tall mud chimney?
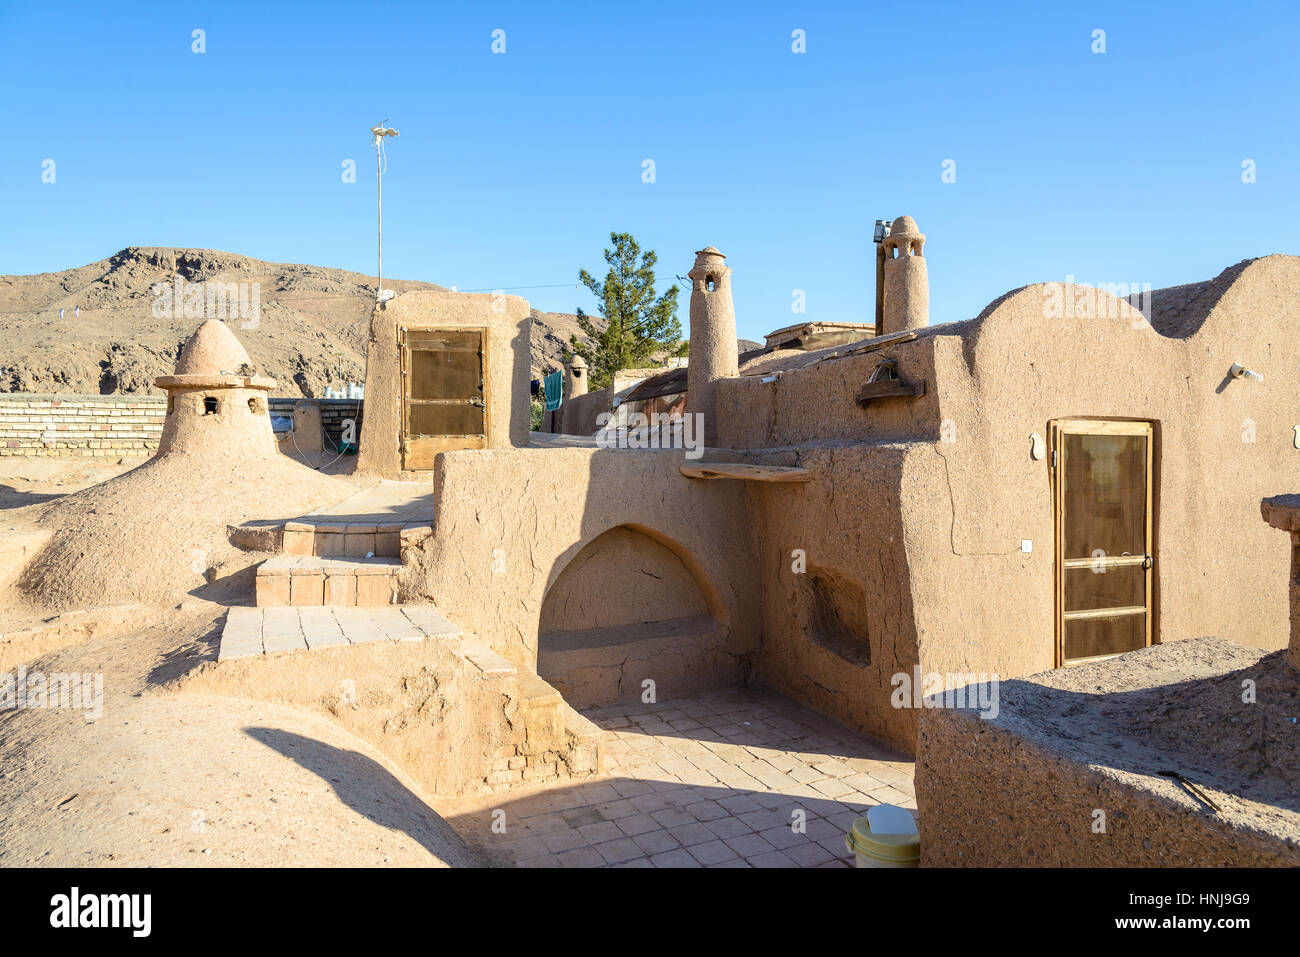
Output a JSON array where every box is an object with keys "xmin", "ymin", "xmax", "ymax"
[
  {"xmin": 685, "ymin": 246, "xmax": 738, "ymax": 439},
  {"xmin": 881, "ymin": 215, "xmax": 929, "ymax": 335}
]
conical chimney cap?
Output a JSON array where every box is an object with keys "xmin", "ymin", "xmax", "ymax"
[{"xmin": 174, "ymin": 319, "xmax": 254, "ymax": 376}]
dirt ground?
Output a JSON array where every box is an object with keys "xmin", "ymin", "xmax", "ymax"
[
  {"xmin": 0, "ymin": 456, "xmax": 138, "ymax": 509},
  {"xmin": 0, "ymin": 459, "xmax": 483, "ymax": 867}
]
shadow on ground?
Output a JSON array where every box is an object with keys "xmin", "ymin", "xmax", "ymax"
[
  {"xmin": 446, "ymin": 776, "xmax": 866, "ymax": 868},
  {"xmin": 146, "ymin": 614, "xmax": 224, "ymax": 686},
  {"xmin": 244, "ymin": 726, "xmax": 481, "ymax": 866},
  {"xmin": 0, "ymin": 484, "xmax": 64, "ymax": 509}
]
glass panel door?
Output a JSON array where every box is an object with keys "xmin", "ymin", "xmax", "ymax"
[{"xmin": 1052, "ymin": 420, "xmax": 1154, "ymax": 665}]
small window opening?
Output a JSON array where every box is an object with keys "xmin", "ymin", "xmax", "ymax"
[
  {"xmin": 248, "ymin": 397, "xmax": 265, "ymax": 415},
  {"xmin": 204, "ymin": 396, "xmax": 218, "ymax": 415},
  {"xmin": 706, "ymin": 274, "xmax": 717, "ymax": 292},
  {"xmin": 166, "ymin": 396, "xmax": 175, "ymax": 415}
]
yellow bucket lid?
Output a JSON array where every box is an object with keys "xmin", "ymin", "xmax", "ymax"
[{"xmin": 845, "ymin": 811, "xmax": 920, "ymax": 863}]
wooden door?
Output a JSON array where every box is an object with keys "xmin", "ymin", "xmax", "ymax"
[
  {"xmin": 1051, "ymin": 420, "xmax": 1155, "ymax": 666},
  {"xmin": 400, "ymin": 327, "xmax": 489, "ymax": 470}
]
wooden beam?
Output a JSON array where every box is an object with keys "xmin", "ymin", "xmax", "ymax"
[
  {"xmin": 680, "ymin": 463, "xmax": 811, "ymax": 483},
  {"xmin": 840, "ymin": 329, "xmax": 919, "ymax": 357}
]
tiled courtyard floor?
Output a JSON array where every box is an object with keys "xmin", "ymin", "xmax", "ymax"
[{"xmin": 440, "ymin": 688, "xmax": 915, "ymax": 868}]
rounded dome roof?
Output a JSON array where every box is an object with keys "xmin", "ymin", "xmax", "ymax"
[
  {"xmin": 173, "ymin": 319, "xmax": 254, "ymax": 376},
  {"xmin": 889, "ymin": 216, "xmax": 921, "ymax": 237}
]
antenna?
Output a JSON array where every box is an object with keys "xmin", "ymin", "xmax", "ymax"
[
  {"xmin": 872, "ymin": 219, "xmax": 892, "ymax": 334},
  {"xmin": 371, "ymin": 119, "xmax": 400, "ymax": 304}
]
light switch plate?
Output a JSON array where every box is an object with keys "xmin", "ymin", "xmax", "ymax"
[{"xmin": 1021, "ymin": 540, "xmax": 1032, "ymax": 553}]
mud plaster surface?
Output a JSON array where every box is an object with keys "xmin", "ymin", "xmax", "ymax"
[
  {"xmin": 0, "ymin": 605, "xmax": 480, "ymax": 867},
  {"xmin": 924, "ymin": 638, "xmax": 1299, "ymax": 851},
  {"xmin": 16, "ymin": 446, "xmax": 353, "ymax": 610}
]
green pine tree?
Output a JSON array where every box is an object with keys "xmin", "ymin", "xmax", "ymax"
[{"xmin": 566, "ymin": 232, "xmax": 686, "ymax": 390}]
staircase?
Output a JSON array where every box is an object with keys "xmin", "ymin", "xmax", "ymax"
[
  {"xmin": 214, "ymin": 480, "xmax": 605, "ymax": 791},
  {"xmin": 220, "ymin": 480, "xmax": 443, "ymax": 657},
  {"xmin": 255, "ymin": 555, "xmax": 404, "ymax": 607}
]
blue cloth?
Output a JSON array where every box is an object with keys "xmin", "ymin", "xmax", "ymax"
[{"xmin": 543, "ymin": 370, "xmax": 564, "ymax": 412}]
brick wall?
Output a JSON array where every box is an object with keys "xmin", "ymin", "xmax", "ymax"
[
  {"xmin": 0, "ymin": 394, "xmax": 165, "ymax": 457},
  {"xmin": 0, "ymin": 394, "xmax": 366, "ymax": 458}
]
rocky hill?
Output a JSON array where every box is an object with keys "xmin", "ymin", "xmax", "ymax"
[{"xmin": 0, "ymin": 247, "xmax": 597, "ymax": 397}]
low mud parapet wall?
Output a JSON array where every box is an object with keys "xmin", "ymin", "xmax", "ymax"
[{"xmin": 914, "ymin": 641, "xmax": 1300, "ymax": 867}]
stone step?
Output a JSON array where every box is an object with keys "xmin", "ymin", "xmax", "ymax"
[
  {"xmin": 459, "ymin": 634, "xmax": 519, "ymax": 677},
  {"xmin": 282, "ymin": 520, "xmax": 431, "ymax": 558},
  {"xmin": 255, "ymin": 555, "xmax": 402, "ymax": 607},
  {"xmin": 218, "ymin": 604, "xmax": 461, "ymax": 659},
  {"xmin": 230, "ymin": 520, "xmax": 431, "ymax": 557}
]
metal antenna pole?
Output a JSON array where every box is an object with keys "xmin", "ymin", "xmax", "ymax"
[
  {"xmin": 873, "ymin": 219, "xmax": 892, "ymax": 335},
  {"xmin": 371, "ymin": 119, "xmax": 399, "ymax": 303}
]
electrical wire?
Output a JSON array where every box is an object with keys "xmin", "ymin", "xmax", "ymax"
[{"xmin": 286, "ymin": 418, "xmax": 349, "ymax": 471}]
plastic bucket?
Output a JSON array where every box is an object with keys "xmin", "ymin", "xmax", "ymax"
[{"xmin": 845, "ymin": 807, "xmax": 920, "ymax": 868}]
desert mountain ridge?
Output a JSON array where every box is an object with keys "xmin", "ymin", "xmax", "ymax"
[{"xmin": 0, "ymin": 246, "xmax": 599, "ymax": 397}]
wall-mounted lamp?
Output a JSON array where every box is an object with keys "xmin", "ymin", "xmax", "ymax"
[{"xmin": 1229, "ymin": 362, "xmax": 1264, "ymax": 383}]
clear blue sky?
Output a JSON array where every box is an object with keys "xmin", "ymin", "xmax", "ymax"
[{"xmin": 2, "ymin": 1, "xmax": 1296, "ymax": 343}]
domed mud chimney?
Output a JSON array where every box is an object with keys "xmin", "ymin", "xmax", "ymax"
[
  {"xmin": 565, "ymin": 354, "xmax": 589, "ymax": 401},
  {"xmin": 154, "ymin": 319, "xmax": 277, "ymax": 458},
  {"xmin": 685, "ymin": 246, "xmax": 738, "ymax": 433},
  {"xmin": 881, "ymin": 215, "xmax": 929, "ymax": 335}
]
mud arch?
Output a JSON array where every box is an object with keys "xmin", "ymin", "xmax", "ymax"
[{"xmin": 536, "ymin": 523, "xmax": 735, "ymax": 707}]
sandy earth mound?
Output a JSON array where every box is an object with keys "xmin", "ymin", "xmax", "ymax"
[
  {"xmin": 0, "ymin": 606, "xmax": 480, "ymax": 867},
  {"xmin": 18, "ymin": 447, "xmax": 350, "ymax": 610}
]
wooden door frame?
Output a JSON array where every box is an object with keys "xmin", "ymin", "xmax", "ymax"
[
  {"xmin": 399, "ymin": 325, "xmax": 490, "ymax": 470},
  {"xmin": 1050, "ymin": 418, "xmax": 1156, "ymax": 667}
]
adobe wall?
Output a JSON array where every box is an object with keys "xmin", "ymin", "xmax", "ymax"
[
  {"xmin": 911, "ymin": 256, "xmax": 1300, "ymax": 670},
  {"xmin": 556, "ymin": 387, "xmax": 611, "ymax": 436},
  {"xmin": 733, "ymin": 256, "xmax": 1300, "ymax": 750},
  {"xmin": 744, "ymin": 443, "xmax": 925, "ymax": 750},
  {"xmin": 714, "ymin": 334, "xmax": 944, "ymax": 450},
  {"xmin": 357, "ymin": 291, "xmax": 532, "ymax": 477},
  {"xmin": 404, "ymin": 446, "xmax": 761, "ymax": 700}
]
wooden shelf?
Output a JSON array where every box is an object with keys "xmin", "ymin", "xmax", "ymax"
[
  {"xmin": 680, "ymin": 463, "xmax": 811, "ymax": 483},
  {"xmin": 854, "ymin": 377, "xmax": 926, "ymax": 407}
]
